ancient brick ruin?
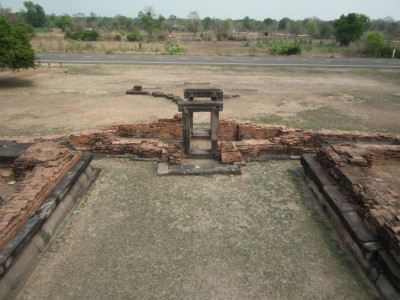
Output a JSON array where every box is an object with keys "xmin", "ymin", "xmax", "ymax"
[
  {"xmin": 0, "ymin": 142, "xmax": 82, "ymax": 251},
  {"xmin": 43, "ymin": 115, "xmax": 397, "ymax": 166},
  {"xmin": 1, "ymin": 112, "xmax": 400, "ymax": 298},
  {"xmin": 317, "ymin": 144, "xmax": 400, "ymax": 264}
]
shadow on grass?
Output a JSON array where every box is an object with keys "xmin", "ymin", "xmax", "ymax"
[{"xmin": 0, "ymin": 77, "xmax": 35, "ymax": 89}]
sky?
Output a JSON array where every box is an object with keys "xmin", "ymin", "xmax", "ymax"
[{"xmin": 1, "ymin": 0, "xmax": 399, "ymax": 21}]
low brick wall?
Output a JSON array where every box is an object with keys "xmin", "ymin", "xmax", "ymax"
[
  {"xmin": 316, "ymin": 144, "xmax": 400, "ymax": 265},
  {"xmin": 0, "ymin": 141, "xmax": 82, "ymax": 251},
  {"xmin": 111, "ymin": 114, "xmax": 183, "ymax": 140},
  {"xmin": 218, "ymin": 118, "xmax": 399, "ymax": 164},
  {"xmin": 64, "ymin": 115, "xmax": 184, "ymax": 165}
]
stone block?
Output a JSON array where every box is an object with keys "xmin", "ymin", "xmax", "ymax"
[
  {"xmin": 341, "ymin": 211, "xmax": 378, "ymax": 245},
  {"xmin": 378, "ymin": 250, "xmax": 400, "ymax": 291}
]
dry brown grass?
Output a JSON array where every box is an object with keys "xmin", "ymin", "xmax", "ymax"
[{"xmin": 31, "ymin": 30, "xmax": 343, "ymax": 57}]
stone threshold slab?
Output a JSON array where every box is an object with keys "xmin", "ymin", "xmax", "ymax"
[{"xmin": 157, "ymin": 161, "xmax": 243, "ymax": 176}]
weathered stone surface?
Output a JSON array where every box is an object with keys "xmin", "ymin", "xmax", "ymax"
[
  {"xmin": 316, "ymin": 143, "xmax": 400, "ymax": 265},
  {"xmin": 0, "ymin": 141, "xmax": 33, "ymax": 166},
  {"xmin": 0, "ymin": 142, "xmax": 82, "ymax": 251},
  {"xmin": 184, "ymin": 88, "xmax": 223, "ymax": 101},
  {"xmin": 152, "ymin": 92, "xmax": 167, "ymax": 98}
]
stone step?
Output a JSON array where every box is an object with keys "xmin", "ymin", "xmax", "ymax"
[
  {"xmin": 189, "ymin": 149, "xmax": 214, "ymax": 159},
  {"xmin": 192, "ymin": 128, "xmax": 211, "ymax": 139},
  {"xmin": 0, "ymin": 141, "xmax": 33, "ymax": 167},
  {"xmin": 157, "ymin": 161, "xmax": 243, "ymax": 176}
]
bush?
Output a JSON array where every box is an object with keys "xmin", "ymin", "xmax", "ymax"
[
  {"xmin": 165, "ymin": 43, "xmax": 183, "ymax": 55},
  {"xmin": 81, "ymin": 29, "xmax": 98, "ymax": 41},
  {"xmin": 114, "ymin": 34, "xmax": 122, "ymax": 41},
  {"xmin": 365, "ymin": 31, "xmax": 391, "ymax": 58},
  {"xmin": 269, "ymin": 42, "xmax": 302, "ymax": 56},
  {"xmin": 126, "ymin": 32, "xmax": 142, "ymax": 42},
  {"xmin": 66, "ymin": 29, "xmax": 99, "ymax": 41}
]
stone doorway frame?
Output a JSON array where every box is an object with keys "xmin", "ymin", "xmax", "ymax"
[{"xmin": 177, "ymin": 89, "xmax": 224, "ymax": 157}]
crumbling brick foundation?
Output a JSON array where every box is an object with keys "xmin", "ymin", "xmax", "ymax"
[
  {"xmin": 316, "ymin": 144, "xmax": 400, "ymax": 265},
  {"xmin": 218, "ymin": 118, "xmax": 399, "ymax": 164},
  {"xmin": 0, "ymin": 141, "xmax": 82, "ymax": 251},
  {"xmin": 64, "ymin": 115, "xmax": 184, "ymax": 165}
]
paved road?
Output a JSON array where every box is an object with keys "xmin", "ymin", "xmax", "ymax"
[{"xmin": 37, "ymin": 52, "xmax": 400, "ymax": 69}]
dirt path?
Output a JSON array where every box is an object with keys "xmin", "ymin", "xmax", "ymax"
[{"xmin": 1, "ymin": 65, "xmax": 399, "ymax": 136}]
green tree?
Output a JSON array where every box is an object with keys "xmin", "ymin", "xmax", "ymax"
[
  {"xmin": 278, "ymin": 17, "xmax": 290, "ymax": 31},
  {"xmin": 54, "ymin": 14, "xmax": 73, "ymax": 32},
  {"xmin": 187, "ymin": 11, "xmax": 201, "ymax": 36},
  {"xmin": 333, "ymin": 13, "xmax": 370, "ymax": 45},
  {"xmin": 289, "ymin": 21, "xmax": 302, "ymax": 37},
  {"xmin": 112, "ymin": 15, "xmax": 135, "ymax": 31},
  {"xmin": 138, "ymin": 7, "xmax": 156, "ymax": 36},
  {"xmin": 318, "ymin": 22, "xmax": 333, "ymax": 39},
  {"xmin": 20, "ymin": 1, "xmax": 47, "ymax": 28},
  {"xmin": 0, "ymin": 16, "xmax": 36, "ymax": 70},
  {"xmin": 242, "ymin": 16, "xmax": 253, "ymax": 31},
  {"xmin": 202, "ymin": 17, "xmax": 212, "ymax": 31},
  {"xmin": 306, "ymin": 21, "xmax": 318, "ymax": 37},
  {"xmin": 86, "ymin": 12, "xmax": 97, "ymax": 27},
  {"xmin": 214, "ymin": 19, "xmax": 232, "ymax": 40},
  {"xmin": 263, "ymin": 18, "xmax": 275, "ymax": 28},
  {"xmin": 155, "ymin": 15, "xmax": 165, "ymax": 30}
]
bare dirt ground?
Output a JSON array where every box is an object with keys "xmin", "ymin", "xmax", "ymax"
[
  {"xmin": 17, "ymin": 159, "xmax": 378, "ymax": 299},
  {"xmin": 1, "ymin": 64, "xmax": 399, "ymax": 137}
]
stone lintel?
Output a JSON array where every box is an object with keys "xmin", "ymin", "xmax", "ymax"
[
  {"xmin": 177, "ymin": 100, "xmax": 223, "ymax": 112},
  {"xmin": 184, "ymin": 88, "xmax": 223, "ymax": 101}
]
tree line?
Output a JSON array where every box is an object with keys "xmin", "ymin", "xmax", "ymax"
[{"xmin": 1, "ymin": 1, "xmax": 400, "ymax": 70}]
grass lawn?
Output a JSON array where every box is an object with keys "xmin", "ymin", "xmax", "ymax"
[{"xmin": 18, "ymin": 158, "xmax": 378, "ymax": 299}]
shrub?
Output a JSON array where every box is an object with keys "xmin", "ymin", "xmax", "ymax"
[
  {"xmin": 269, "ymin": 42, "xmax": 302, "ymax": 56},
  {"xmin": 126, "ymin": 32, "xmax": 142, "ymax": 42},
  {"xmin": 365, "ymin": 31, "xmax": 389, "ymax": 58},
  {"xmin": 165, "ymin": 43, "xmax": 183, "ymax": 55},
  {"xmin": 81, "ymin": 29, "xmax": 98, "ymax": 41},
  {"xmin": 114, "ymin": 34, "xmax": 122, "ymax": 41},
  {"xmin": 66, "ymin": 29, "xmax": 99, "ymax": 41}
]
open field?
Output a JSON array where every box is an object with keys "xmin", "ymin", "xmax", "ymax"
[
  {"xmin": 31, "ymin": 31, "xmax": 345, "ymax": 58},
  {"xmin": 0, "ymin": 64, "xmax": 399, "ymax": 136},
  {"xmin": 1, "ymin": 64, "xmax": 398, "ymax": 298},
  {"xmin": 17, "ymin": 159, "xmax": 378, "ymax": 299}
]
